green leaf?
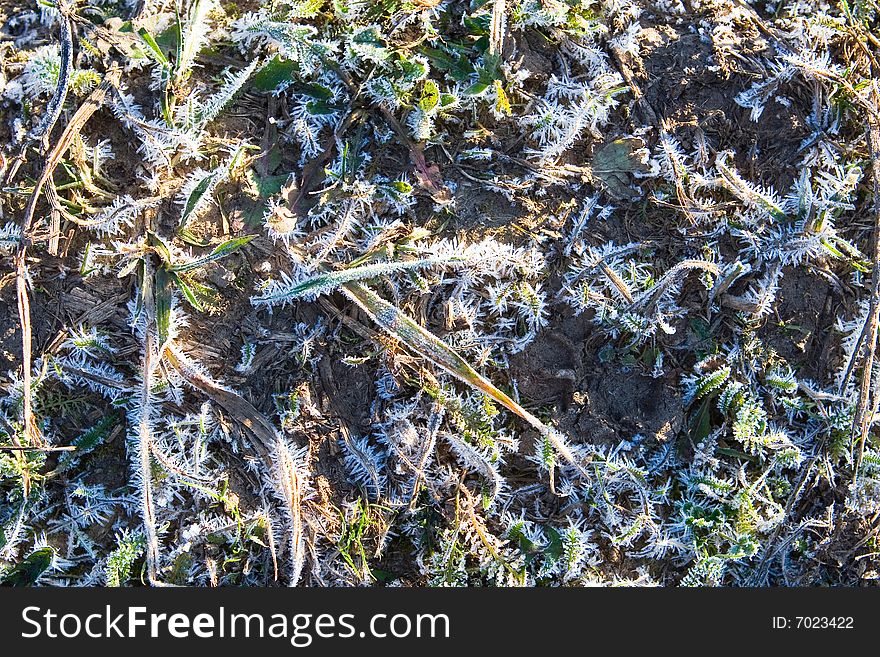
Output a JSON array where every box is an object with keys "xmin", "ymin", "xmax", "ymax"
[
  {"xmin": 396, "ymin": 56, "xmax": 428, "ymax": 86},
  {"xmin": 242, "ymin": 172, "xmax": 290, "ymax": 226},
  {"xmin": 439, "ymin": 93, "xmax": 457, "ymax": 108},
  {"xmin": 463, "ymin": 53, "xmax": 503, "ymax": 96},
  {"xmin": 252, "ymin": 56, "xmax": 298, "ymax": 91},
  {"xmin": 170, "ymin": 235, "xmax": 255, "ymax": 273},
  {"xmin": 543, "ymin": 526, "xmax": 564, "ymax": 562},
  {"xmin": 172, "ymin": 5, "xmax": 184, "ymax": 75},
  {"xmin": 350, "ymin": 25, "xmax": 389, "ymax": 62},
  {"xmin": 56, "ymin": 415, "xmax": 116, "ymax": 472},
  {"xmin": 420, "ymin": 46, "xmax": 474, "ymax": 82},
  {"xmin": 480, "ymin": 53, "xmax": 501, "ymax": 82},
  {"xmin": 463, "ymin": 82, "xmax": 489, "ymax": 96},
  {"xmin": 1, "ymin": 547, "xmax": 54, "ymax": 586},
  {"xmin": 180, "ymin": 173, "xmax": 219, "ymax": 229},
  {"xmin": 716, "ymin": 447, "xmax": 759, "ymax": 462},
  {"xmin": 178, "ymin": 146, "xmax": 249, "ymax": 229},
  {"xmin": 352, "ymin": 25, "xmax": 385, "ymax": 45},
  {"xmin": 155, "ymin": 20, "xmax": 181, "ymax": 53},
  {"xmin": 305, "ymin": 99, "xmax": 338, "ymax": 115},
  {"xmin": 688, "ymin": 397, "xmax": 713, "ymax": 443},
  {"xmin": 178, "ymin": 228, "xmax": 212, "ymax": 247},
  {"xmin": 171, "ymin": 273, "xmax": 216, "ymax": 312},
  {"xmin": 155, "ymin": 266, "xmax": 174, "ymax": 346},
  {"xmin": 147, "ymin": 230, "xmax": 174, "ymax": 265},
  {"xmin": 137, "ymin": 28, "xmax": 171, "ymax": 67},
  {"xmin": 175, "ymin": 0, "xmax": 215, "ymax": 81},
  {"xmin": 257, "ymin": 172, "xmax": 290, "ymax": 197},
  {"xmin": 300, "ymin": 82, "xmax": 334, "ymax": 101},
  {"xmin": 464, "ymin": 13, "xmax": 491, "ymax": 35},
  {"xmin": 419, "ymin": 80, "xmax": 440, "ymax": 113},
  {"xmin": 689, "ymin": 317, "xmax": 712, "ymax": 342}
]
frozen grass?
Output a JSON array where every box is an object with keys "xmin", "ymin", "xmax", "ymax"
[{"xmin": 0, "ymin": 0, "xmax": 880, "ymax": 586}]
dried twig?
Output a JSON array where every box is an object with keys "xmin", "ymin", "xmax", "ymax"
[
  {"xmin": 852, "ymin": 83, "xmax": 880, "ymax": 480},
  {"xmin": 163, "ymin": 344, "xmax": 308, "ymax": 584},
  {"xmin": 3, "ymin": 5, "xmax": 73, "ymax": 186},
  {"xmin": 13, "ymin": 65, "xmax": 122, "ymax": 449},
  {"xmin": 489, "ymin": 0, "xmax": 507, "ymax": 57}
]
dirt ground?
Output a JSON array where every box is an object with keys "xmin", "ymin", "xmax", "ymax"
[{"xmin": 1, "ymin": 0, "xmax": 879, "ymax": 586}]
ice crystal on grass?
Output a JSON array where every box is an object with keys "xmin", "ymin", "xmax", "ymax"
[{"xmin": 1, "ymin": 0, "xmax": 877, "ymax": 589}]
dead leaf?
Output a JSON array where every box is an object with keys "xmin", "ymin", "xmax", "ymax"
[{"xmin": 593, "ymin": 137, "xmax": 650, "ymax": 201}]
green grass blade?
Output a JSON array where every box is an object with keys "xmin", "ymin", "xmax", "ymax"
[
  {"xmin": 252, "ymin": 256, "xmax": 459, "ymax": 305},
  {"xmin": 154, "ymin": 266, "xmax": 174, "ymax": 347},
  {"xmin": 1, "ymin": 546, "xmax": 54, "ymax": 586},
  {"xmin": 170, "ymin": 235, "xmax": 255, "ymax": 272},
  {"xmin": 137, "ymin": 27, "xmax": 170, "ymax": 67}
]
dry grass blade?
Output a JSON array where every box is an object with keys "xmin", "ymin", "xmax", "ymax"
[
  {"xmin": 489, "ymin": 0, "xmax": 507, "ymax": 57},
  {"xmin": 341, "ymin": 281, "xmax": 587, "ymax": 476},
  {"xmin": 137, "ymin": 257, "xmax": 162, "ymax": 585},
  {"xmin": 852, "ymin": 83, "xmax": 880, "ymax": 479},
  {"xmin": 164, "ymin": 344, "xmax": 307, "ymax": 583},
  {"xmin": 270, "ymin": 439, "xmax": 306, "ymax": 585},
  {"xmin": 163, "ymin": 344, "xmax": 275, "ymax": 460},
  {"xmin": 20, "ymin": 65, "xmax": 123, "ymax": 236},
  {"xmin": 3, "ymin": 6, "xmax": 72, "ymax": 185},
  {"xmin": 13, "ymin": 65, "xmax": 123, "ymax": 450}
]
